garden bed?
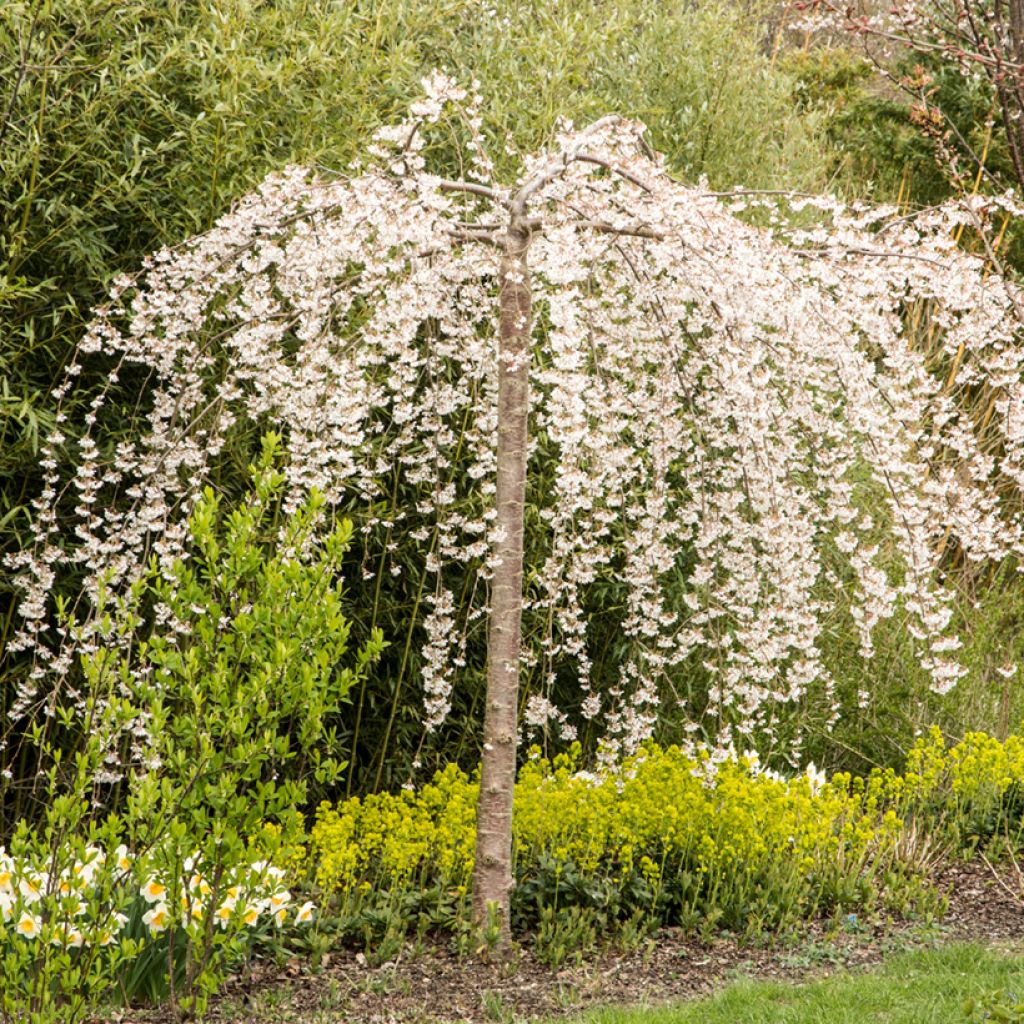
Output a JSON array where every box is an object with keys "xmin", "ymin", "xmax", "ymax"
[{"xmin": 109, "ymin": 858, "xmax": 1024, "ymax": 1024}]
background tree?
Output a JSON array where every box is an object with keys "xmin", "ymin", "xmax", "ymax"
[
  {"xmin": 811, "ymin": 0, "xmax": 1024, "ymax": 196},
  {"xmin": 1, "ymin": 0, "xmax": 839, "ymax": 792}
]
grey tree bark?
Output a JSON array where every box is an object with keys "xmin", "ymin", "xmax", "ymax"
[{"xmin": 471, "ymin": 217, "xmax": 532, "ymax": 947}]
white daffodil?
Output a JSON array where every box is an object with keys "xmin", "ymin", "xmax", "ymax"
[
  {"xmin": 140, "ymin": 879, "xmax": 167, "ymax": 903},
  {"xmin": 142, "ymin": 903, "xmax": 170, "ymax": 934},
  {"xmin": 181, "ymin": 901, "xmax": 205, "ymax": 928},
  {"xmin": 18, "ymin": 873, "xmax": 45, "ymax": 903},
  {"xmin": 188, "ymin": 873, "xmax": 212, "ymax": 898},
  {"xmin": 213, "ymin": 902, "xmax": 235, "ymax": 928},
  {"xmin": 56, "ymin": 873, "xmax": 79, "ymax": 897},
  {"xmin": 805, "ymin": 762, "xmax": 827, "ymax": 797},
  {"xmin": 52, "ymin": 923, "xmax": 85, "ymax": 948},
  {"xmin": 73, "ymin": 849, "xmax": 103, "ymax": 885}
]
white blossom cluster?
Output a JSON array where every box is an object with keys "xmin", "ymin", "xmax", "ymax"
[{"xmin": 10, "ymin": 74, "xmax": 1024, "ymax": 759}]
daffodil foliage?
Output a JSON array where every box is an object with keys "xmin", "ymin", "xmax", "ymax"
[{"xmin": 11, "ymin": 74, "xmax": 1024, "ymax": 760}]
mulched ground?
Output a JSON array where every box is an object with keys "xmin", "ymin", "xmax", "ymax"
[{"xmin": 103, "ymin": 858, "xmax": 1024, "ymax": 1024}]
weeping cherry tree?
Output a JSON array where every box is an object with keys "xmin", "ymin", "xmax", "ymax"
[{"xmin": 10, "ymin": 73, "xmax": 1024, "ymax": 941}]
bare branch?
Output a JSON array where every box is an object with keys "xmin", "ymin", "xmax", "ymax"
[
  {"xmin": 447, "ymin": 226, "xmax": 501, "ymax": 247},
  {"xmin": 573, "ymin": 153, "xmax": 655, "ymax": 193},
  {"xmin": 509, "ymin": 115, "xmax": 625, "ymax": 221},
  {"xmin": 435, "ymin": 178, "xmax": 511, "ymax": 206},
  {"xmin": 568, "ymin": 217, "xmax": 666, "ymax": 240}
]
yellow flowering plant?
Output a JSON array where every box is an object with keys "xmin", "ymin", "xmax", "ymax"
[
  {"xmin": 871, "ymin": 728, "xmax": 1024, "ymax": 851},
  {"xmin": 309, "ymin": 744, "xmax": 917, "ymax": 950}
]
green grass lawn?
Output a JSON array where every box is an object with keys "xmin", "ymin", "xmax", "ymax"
[{"xmin": 579, "ymin": 945, "xmax": 1024, "ymax": 1024}]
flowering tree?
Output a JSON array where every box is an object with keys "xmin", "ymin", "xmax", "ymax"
[{"xmin": 9, "ymin": 73, "xmax": 1024, "ymax": 941}]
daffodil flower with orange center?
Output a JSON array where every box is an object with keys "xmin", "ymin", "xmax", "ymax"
[
  {"xmin": 179, "ymin": 896, "xmax": 205, "ymax": 928},
  {"xmin": 19, "ymin": 875, "xmax": 44, "ymax": 903},
  {"xmin": 214, "ymin": 903, "xmax": 235, "ymax": 928},
  {"xmin": 142, "ymin": 903, "xmax": 170, "ymax": 934},
  {"xmin": 52, "ymin": 923, "xmax": 84, "ymax": 948},
  {"xmin": 189, "ymin": 873, "xmax": 212, "ymax": 897},
  {"xmin": 57, "ymin": 874, "xmax": 80, "ymax": 897},
  {"xmin": 140, "ymin": 879, "xmax": 167, "ymax": 903},
  {"xmin": 269, "ymin": 890, "xmax": 291, "ymax": 910}
]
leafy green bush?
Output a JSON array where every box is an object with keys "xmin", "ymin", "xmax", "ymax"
[
  {"xmin": 965, "ymin": 991, "xmax": 1024, "ymax": 1023},
  {"xmin": 0, "ymin": 436, "xmax": 381, "ymax": 1021},
  {"xmin": 116, "ymin": 435, "xmax": 382, "ymax": 1013}
]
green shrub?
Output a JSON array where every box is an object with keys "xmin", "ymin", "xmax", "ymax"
[
  {"xmin": 0, "ymin": 435, "xmax": 380, "ymax": 1021},
  {"xmin": 965, "ymin": 990, "xmax": 1024, "ymax": 1023}
]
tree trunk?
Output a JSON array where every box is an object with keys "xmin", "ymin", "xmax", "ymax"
[{"xmin": 471, "ymin": 220, "xmax": 532, "ymax": 948}]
